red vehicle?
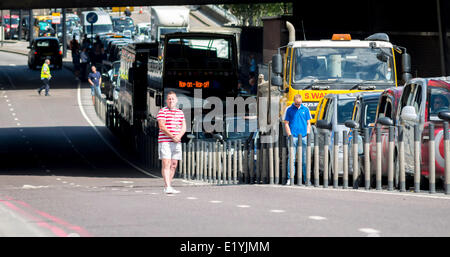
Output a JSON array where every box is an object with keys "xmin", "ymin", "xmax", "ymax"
[
  {"xmin": 2, "ymin": 15, "xmax": 20, "ymax": 39},
  {"xmin": 369, "ymin": 87, "xmax": 403, "ymax": 185},
  {"xmin": 374, "ymin": 78, "xmax": 450, "ymax": 185}
]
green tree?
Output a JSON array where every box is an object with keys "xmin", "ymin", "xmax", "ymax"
[{"xmin": 223, "ymin": 3, "xmax": 292, "ymax": 26}]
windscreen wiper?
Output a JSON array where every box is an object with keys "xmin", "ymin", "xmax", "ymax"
[
  {"xmin": 350, "ymin": 81, "xmax": 378, "ymax": 90},
  {"xmin": 303, "ymin": 80, "xmax": 333, "ymax": 90}
]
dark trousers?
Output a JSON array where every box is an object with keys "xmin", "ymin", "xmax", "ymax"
[
  {"xmin": 39, "ymin": 78, "xmax": 50, "ymax": 95},
  {"xmin": 80, "ymin": 62, "xmax": 88, "ymax": 81}
]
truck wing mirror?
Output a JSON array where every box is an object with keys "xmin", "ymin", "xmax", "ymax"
[
  {"xmin": 438, "ymin": 111, "xmax": 450, "ymax": 122},
  {"xmin": 344, "ymin": 120, "xmax": 359, "ymax": 129},
  {"xmin": 400, "ymin": 106, "xmax": 417, "ymax": 122},
  {"xmin": 401, "ymin": 52, "xmax": 412, "ymax": 84},
  {"xmin": 272, "ymin": 53, "xmax": 282, "ymax": 75},
  {"xmin": 377, "ymin": 117, "xmax": 394, "ymax": 126},
  {"xmin": 316, "ymin": 120, "xmax": 332, "ymax": 130}
]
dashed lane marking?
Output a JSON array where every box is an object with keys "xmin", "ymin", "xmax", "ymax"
[{"xmin": 308, "ymin": 216, "xmax": 327, "ymax": 221}]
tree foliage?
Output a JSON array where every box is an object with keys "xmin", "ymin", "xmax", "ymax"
[{"xmin": 223, "ymin": 3, "xmax": 292, "ymax": 26}]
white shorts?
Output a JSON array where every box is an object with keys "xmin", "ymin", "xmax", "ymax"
[{"xmin": 158, "ymin": 142, "xmax": 182, "ymax": 160}]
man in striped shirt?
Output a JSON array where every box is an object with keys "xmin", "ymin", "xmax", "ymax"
[{"xmin": 157, "ymin": 91, "xmax": 186, "ymax": 194}]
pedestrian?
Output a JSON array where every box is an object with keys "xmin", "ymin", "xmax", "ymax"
[
  {"xmin": 70, "ymin": 35, "xmax": 81, "ymax": 77},
  {"xmin": 157, "ymin": 91, "xmax": 186, "ymax": 194},
  {"xmin": 124, "ymin": 7, "xmax": 132, "ymax": 17},
  {"xmin": 87, "ymin": 65, "xmax": 101, "ymax": 105},
  {"xmin": 284, "ymin": 94, "xmax": 311, "ymax": 185},
  {"xmin": 80, "ymin": 48, "xmax": 89, "ymax": 81},
  {"xmin": 38, "ymin": 59, "xmax": 52, "ymax": 96}
]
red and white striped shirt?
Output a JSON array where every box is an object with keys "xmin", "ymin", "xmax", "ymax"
[{"xmin": 157, "ymin": 107, "xmax": 185, "ymax": 143}]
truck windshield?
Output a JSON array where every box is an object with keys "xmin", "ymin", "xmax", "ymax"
[
  {"xmin": 292, "ymin": 47, "xmax": 395, "ymax": 85},
  {"xmin": 160, "ymin": 27, "xmax": 187, "ymax": 37}
]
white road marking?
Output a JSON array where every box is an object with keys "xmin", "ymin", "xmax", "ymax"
[
  {"xmin": 12, "ymin": 113, "xmax": 16, "ymax": 116},
  {"xmin": 16, "ymin": 123, "xmax": 20, "ymax": 126},
  {"xmin": 270, "ymin": 209, "xmax": 286, "ymax": 213},
  {"xmin": 309, "ymin": 216, "xmax": 327, "ymax": 221},
  {"xmin": 117, "ymin": 181, "xmax": 134, "ymax": 184},
  {"xmin": 209, "ymin": 200, "xmax": 222, "ymax": 203},
  {"xmin": 135, "ymin": 190, "xmax": 143, "ymax": 193},
  {"xmin": 22, "ymin": 185, "xmax": 49, "ymax": 189},
  {"xmin": 186, "ymin": 197, "xmax": 198, "ymax": 200},
  {"xmin": 359, "ymin": 228, "xmax": 381, "ymax": 237},
  {"xmin": 9, "ymin": 108, "xmax": 14, "ymax": 111},
  {"xmin": 236, "ymin": 205, "xmax": 251, "ymax": 208}
]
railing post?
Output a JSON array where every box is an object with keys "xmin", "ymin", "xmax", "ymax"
[
  {"xmin": 289, "ymin": 135, "xmax": 295, "ymax": 186},
  {"xmin": 376, "ymin": 126, "xmax": 382, "ymax": 190},
  {"xmin": 274, "ymin": 134, "xmax": 280, "ymax": 184},
  {"xmin": 343, "ymin": 131, "xmax": 349, "ymax": 189},
  {"xmin": 352, "ymin": 129, "xmax": 359, "ymax": 189},
  {"xmin": 399, "ymin": 125, "xmax": 406, "ymax": 192},
  {"xmin": 388, "ymin": 126, "xmax": 394, "ymax": 191},
  {"xmin": 306, "ymin": 133, "xmax": 311, "ymax": 186},
  {"xmin": 297, "ymin": 134, "xmax": 303, "ymax": 186},
  {"xmin": 429, "ymin": 123, "xmax": 436, "ymax": 194},
  {"xmin": 333, "ymin": 132, "xmax": 339, "ymax": 188},
  {"xmin": 364, "ymin": 128, "xmax": 370, "ymax": 190},
  {"xmin": 314, "ymin": 132, "xmax": 319, "ymax": 187},
  {"xmin": 323, "ymin": 132, "xmax": 329, "ymax": 188},
  {"xmin": 414, "ymin": 125, "xmax": 421, "ymax": 193},
  {"xmin": 444, "ymin": 121, "xmax": 450, "ymax": 195}
]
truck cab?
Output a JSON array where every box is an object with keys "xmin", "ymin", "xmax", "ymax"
[{"xmin": 270, "ymin": 31, "xmax": 411, "ymax": 125}]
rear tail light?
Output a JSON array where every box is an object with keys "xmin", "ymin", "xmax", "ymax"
[
  {"xmin": 59, "ymin": 50, "xmax": 62, "ymax": 55},
  {"xmin": 34, "ymin": 51, "xmax": 38, "ymax": 55}
]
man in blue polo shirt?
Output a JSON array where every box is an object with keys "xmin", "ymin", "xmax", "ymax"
[{"xmin": 284, "ymin": 94, "xmax": 311, "ymax": 185}]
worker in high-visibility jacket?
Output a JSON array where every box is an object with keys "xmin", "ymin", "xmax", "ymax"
[{"xmin": 38, "ymin": 59, "xmax": 52, "ymax": 96}]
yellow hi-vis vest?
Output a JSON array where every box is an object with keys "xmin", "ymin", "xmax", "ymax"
[{"xmin": 41, "ymin": 63, "xmax": 51, "ymax": 79}]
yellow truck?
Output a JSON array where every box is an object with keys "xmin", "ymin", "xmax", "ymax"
[{"xmin": 270, "ymin": 26, "xmax": 412, "ymax": 124}]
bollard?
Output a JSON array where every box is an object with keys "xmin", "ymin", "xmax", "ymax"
[
  {"xmin": 249, "ymin": 140, "xmax": 255, "ymax": 184},
  {"xmin": 223, "ymin": 142, "xmax": 227, "ymax": 185},
  {"xmin": 242, "ymin": 140, "xmax": 248, "ymax": 183},
  {"xmin": 289, "ymin": 135, "xmax": 295, "ymax": 186},
  {"xmin": 212, "ymin": 142, "xmax": 217, "ymax": 184},
  {"xmin": 228, "ymin": 141, "xmax": 232, "ymax": 185},
  {"xmin": 297, "ymin": 134, "xmax": 303, "ymax": 186},
  {"xmin": 281, "ymin": 137, "xmax": 287, "ymax": 184},
  {"xmin": 333, "ymin": 132, "xmax": 339, "ymax": 188},
  {"xmin": 208, "ymin": 142, "xmax": 212, "ymax": 183},
  {"xmin": 414, "ymin": 125, "xmax": 421, "ymax": 193},
  {"xmin": 429, "ymin": 123, "xmax": 436, "ymax": 194},
  {"xmin": 195, "ymin": 141, "xmax": 200, "ymax": 180},
  {"xmin": 376, "ymin": 126, "xmax": 382, "ymax": 190},
  {"xmin": 399, "ymin": 125, "xmax": 406, "ymax": 192},
  {"xmin": 187, "ymin": 142, "xmax": 192, "ymax": 180},
  {"xmin": 352, "ymin": 129, "xmax": 359, "ymax": 189},
  {"xmin": 323, "ymin": 132, "xmax": 329, "ymax": 188},
  {"xmin": 444, "ymin": 122, "xmax": 450, "ymax": 194},
  {"xmin": 387, "ymin": 126, "xmax": 394, "ymax": 191},
  {"xmin": 182, "ymin": 143, "xmax": 187, "ymax": 180},
  {"xmin": 232, "ymin": 141, "xmax": 237, "ymax": 184},
  {"xmin": 199, "ymin": 141, "xmax": 204, "ymax": 181},
  {"xmin": 314, "ymin": 132, "xmax": 319, "ymax": 187},
  {"xmin": 364, "ymin": 128, "xmax": 370, "ymax": 190},
  {"xmin": 217, "ymin": 142, "xmax": 222, "ymax": 185},
  {"xmin": 204, "ymin": 141, "xmax": 208, "ymax": 182},
  {"xmin": 269, "ymin": 139, "xmax": 274, "ymax": 185},
  {"xmin": 343, "ymin": 131, "xmax": 349, "ymax": 189},
  {"xmin": 306, "ymin": 133, "xmax": 311, "ymax": 186},
  {"xmin": 274, "ymin": 135, "xmax": 280, "ymax": 184},
  {"xmin": 255, "ymin": 138, "xmax": 261, "ymax": 184},
  {"xmin": 262, "ymin": 140, "xmax": 268, "ymax": 184},
  {"xmin": 237, "ymin": 140, "xmax": 241, "ymax": 185}
]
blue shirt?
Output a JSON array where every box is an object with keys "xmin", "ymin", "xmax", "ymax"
[
  {"xmin": 284, "ymin": 103, "xmax": 311, "ymax": 138},
  {"xmin": 88, "ymin": 71, "xmax": 101, "ymax": 87}
]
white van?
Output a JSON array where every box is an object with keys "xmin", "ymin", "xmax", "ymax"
[{"xmin": 80, "ymin": 11, "xmax": 113, "ymax": 38}]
